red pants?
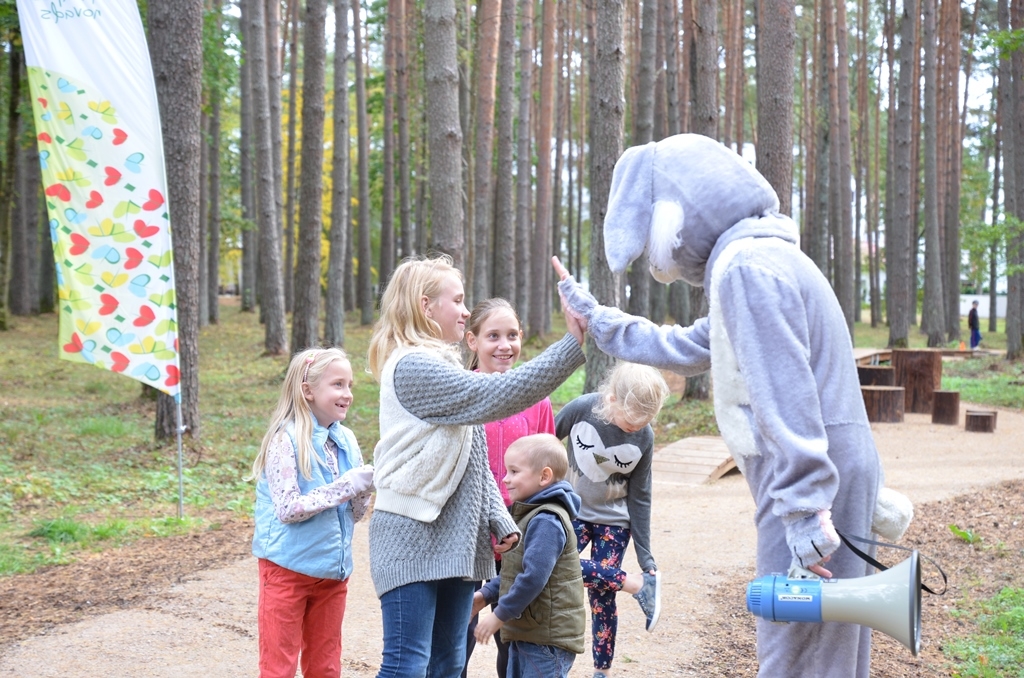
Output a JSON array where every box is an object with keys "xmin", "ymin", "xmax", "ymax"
[{"xmin": 258, "ymin": 558, "xmax": 349, "ymax": 678}]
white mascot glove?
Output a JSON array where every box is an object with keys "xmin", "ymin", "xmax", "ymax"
[
  {"xmin": 340, "ymin": 464, "xmax": 375, "ymax": 496},
  {"xmin": 871, "ymin": 487, "xmax": 914, "ymax": 542}
]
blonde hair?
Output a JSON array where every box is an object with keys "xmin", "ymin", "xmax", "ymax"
[
  {"xmin": 507, "ymin": 433, "xmax": 569, "ymax": 481},
  {"xmin": 250, "ymin": 347, "xmax": 351, "ymax": 482},
  {"xmin": 367, "ymin": 254, "xmax": 464, "ymax": 381},
  {"xmin": 463, "ymin": 297, "xmax": 521, "ymax": 370},
  {"xmin": 593, "ymin": 362, "xmax": 670, "ymax": 428}
]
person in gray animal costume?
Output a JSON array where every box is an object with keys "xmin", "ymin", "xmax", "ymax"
[{"xmin": 552, "ymin": 133, "xmax": 913, "ymax": 678}]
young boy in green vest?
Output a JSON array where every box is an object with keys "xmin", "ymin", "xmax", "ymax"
[{"xmin": 472, "ymin": 433, "xmax": 586, "ymax": 678}]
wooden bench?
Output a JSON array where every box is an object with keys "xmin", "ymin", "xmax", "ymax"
[
  {"xmin": 931, "ymin": 390, "xmax": 960, "ymax": 426},
  {"xmin": 861, "ymin": 385, "xmax": 905, "ymax": 423},
  {"xmin": 965, "ymin": 409, "xmax": 997, "ymax": 433}
]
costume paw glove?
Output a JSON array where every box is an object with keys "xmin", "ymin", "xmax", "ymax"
[
  {"xmin": 871, "ymin": 487, "xmax": 914, "ymax": 542},
  {"xmin": 784, "ymin": 508, "xmax": 841, "ymax": 570},
  {"xmin": 557, "ymin": 276, "xmax": 598, "ymax": 322},
  {"xmin": 341, "ymin": 464, "xmax": 375, "ymax": 495}
]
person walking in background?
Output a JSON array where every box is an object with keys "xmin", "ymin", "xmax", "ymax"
[
  {"xmin": 461, "ymin": 298, "xmax": 557, "ymax": 677},
  {"xmin": 250, "ymin": 347, "xmax": 375, "ymax": 678},
  {"xmin": 366, "ymin": 255, "xmax": 586, "ymax": 678},
  {"xmin": 472, "ymin": 434, "xmax": 586, "ymax": 678},
  {"xmin": 555, "ymin": 361, "xmax": 670, "ymax": 678},
  {"xmin": 969, "ymin": 300, "xmax": 982, "ymax": 350}
]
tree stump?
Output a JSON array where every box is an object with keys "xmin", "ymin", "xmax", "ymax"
[
  {"xmin": 858, "ymin": 365, "xmax": 896, "ymax": 386},
  {"xmin": 965, "ymin": 410, "xmax": 997, "ymax": 433},
  {"xmin": 892, "ymin": 349, "xmax": 943, "ymax": 414},
  {"xmin": 861, "ymin": 386, "xmax": 905, "ymax": 423},
  {"xmin": 930, "ymin": 390, "xmax": 960, "ymax": 425}
]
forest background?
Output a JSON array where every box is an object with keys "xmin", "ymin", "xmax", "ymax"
[
  {"xmin": 2, "ymin": 1, "xmax": 1024, "ymax": 673},
  {"xmin": 0, "ymin": 0, "xmax": 1023, "ymax": 436}
]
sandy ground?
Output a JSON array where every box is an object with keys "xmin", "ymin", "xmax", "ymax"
[{"xmin": 2, "ymin": 400, "xmax": 1023, "ymax": 677}]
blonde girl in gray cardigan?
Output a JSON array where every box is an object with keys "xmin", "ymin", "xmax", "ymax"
[{"xmin": 366, "ymin": 255, "xmax": 586, "ymax": 678}]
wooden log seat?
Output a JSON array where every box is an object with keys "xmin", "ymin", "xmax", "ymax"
[
  {"xmin": 930, "ymin": 390, "xmax": 960, "ymax": 426},
  {"xmin": 965, "ymin": 409, "xmax": 997, "ymax": 433},
  {"xmin": 861, "ymin": 386, "xmax": 905, "ymax": 423},
  {"xmin": 857, "ymin": 365, "xmax": 896, "ymax": 387},
  {"xmin": 892, "ymin": 349, "xmax": 943, "ymax": 414}
]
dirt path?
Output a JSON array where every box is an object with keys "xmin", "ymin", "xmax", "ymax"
[{"xmin": 2, "ymin": 401, "xmax": 1023, "ymax": 677}]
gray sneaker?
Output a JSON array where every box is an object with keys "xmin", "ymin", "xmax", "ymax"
[{"xmin": 633, "ymin": 571, "xmax": 662, "ymax": 631}]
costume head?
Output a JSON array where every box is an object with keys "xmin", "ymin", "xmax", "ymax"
[{"xmin": 603, "ymin": 134, "xmax": 782, "ymax": 286}]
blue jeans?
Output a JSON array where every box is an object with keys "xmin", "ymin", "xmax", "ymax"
[
  {"xmin": 376, "ymin": 578, "xmax": 476, "ymax": 678},
  {"xmin": 507, "ymin": 641, "xmax": 576, "ymax": 678}
]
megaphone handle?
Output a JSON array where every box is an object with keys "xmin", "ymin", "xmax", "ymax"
[{"xmin": 836, "ymin": 529, "xmax": 948, "ymax": 596}]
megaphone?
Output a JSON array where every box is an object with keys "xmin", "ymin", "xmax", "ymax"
[{"xmin": 746, "ymin": 551, "xmax": 921, "ymax": 656}]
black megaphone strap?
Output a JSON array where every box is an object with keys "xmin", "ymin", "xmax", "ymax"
[{"xmin": 835, "ymin": 529, "xmax": 947, "ymax": 596}]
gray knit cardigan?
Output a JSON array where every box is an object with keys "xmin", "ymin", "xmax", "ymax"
[{"xmin": 368, "ymin": 334, "xmax": 587, "ymax": 597}]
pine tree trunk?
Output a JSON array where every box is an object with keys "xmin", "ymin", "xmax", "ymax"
[
  {"xmin": 397, "ymin": 0, "xmax": 412, "ymax": 261},
  {"xmin": 0, "ymin": 47, "xmax": 20, "ymax": 332},
  {"xmin": 662, "ymin": 0, "xmax": 680, "ymax": 136},
  {"xmin": 249, "ymin": 0, "xmax": 289, "ymax": 354},
  {"xmin": 834, "ymin": 0, "xmax": 855, "ymax": 330},
  {"xmin": 284, "ymin": 0, "xmax": 299, "ymax": 314},
  {"xmin": 527, "ymin": 0, "xmax": 558, "ymax": 338},
  {"xmin": 888, "ymin": 0, "xmax": 917, "ymax": 348},
  {"xmin": 198, "ymin": 110, "xmax": 210, "ymax": 327},
  {"xmin": 208, "ymin": 95, "xmax": 221, "ymax": 325},
  {"xmin": 352, "ymin": 0, "xmax": 374, "ymax": 325},
  {"xmin": 755, "ymin": 0, "xmax": 795, "ymax": 216},
  {"xmin": 267, "ymin": 0, "xmax": 285, "ymax": 266},
  {"xmin": 149, "ymin": 0, "xmax": 204, "ymax": 437},
  {"xmin": 627, "ymin": 0, "xmax": 657, "ymax": 321},
  {"xmin": 325, "ymin": 0, "xmax": 350, "ymax": 348},
  {"xmin": 585, "ymin": 0, "xmax": 626, "ymax": 394},
  {"xmin": 491, "ymin": 0, "xmax": 517, "ymax": 303},
  {"xmin": 423, "ymin": 0, "xmax": 465, "ymax": 270},
  {"xmin": 291, "ymin": 0, "xmax": 327, "ymax": 351},
  {"xmin": 239, "ymin": 0, "xmax": 258, "ymax": 312},
  {"xmin": 514, "ymin": 0, "xmax": 534, "ymax": 320},
  {"xmin": 470, "ymin": 0, "xmax": 501, "ymax": 305},
  {"xmin": 921, "ymin": 0, "xmax": 945, "ymax": 346},
  {"xmin": 380, "ymin": 1, "xmax": 397, "ymax": 293}
]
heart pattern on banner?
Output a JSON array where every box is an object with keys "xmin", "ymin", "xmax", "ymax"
[{"xmin": 29, "ymin": 67, "xmax": 180, "ymax": 396}]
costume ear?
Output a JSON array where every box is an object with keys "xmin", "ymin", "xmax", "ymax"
[
  {"xmin": 647, "ymin": 200, "xmax": 686, "ymax": 283},
  {"xmin": 604, "ymin": 142, "xmax": 656, "ymax": 274}
]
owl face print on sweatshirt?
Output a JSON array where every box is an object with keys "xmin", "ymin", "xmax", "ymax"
[{"xmin": 568, "ymin": 421, "xmax": 643, "ymax": 483}]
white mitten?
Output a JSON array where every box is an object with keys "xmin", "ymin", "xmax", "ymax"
[
  {"xmin": 871, "ymin": 487, "xmax": 914, "ymax": 542},
  {"xmin": 341, "ymin": 464, "xmax": 375, "ymax": 495},
  {"xmin": 784, "ymin": 508, "xmax": 841, "ymax": 571}
]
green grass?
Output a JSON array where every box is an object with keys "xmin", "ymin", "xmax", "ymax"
[
  {"xmin": 945, "ymin": 588, "xmax": 1024, "ymax": 677},
  {"xmin": 0, "ymin": 301, "xmax": 716, "ymax": 575},
  {"xmin": 3, "ymin": 303, "xmax": 1019, "ymax": 577}
]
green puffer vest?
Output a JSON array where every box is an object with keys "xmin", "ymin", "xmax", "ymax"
[{"xmin": 499, "ymin": 500, "xmax": 586, "ymax": 654}]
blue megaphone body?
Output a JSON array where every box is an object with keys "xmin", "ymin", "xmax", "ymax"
[{"xmin": 746, "ymin": 551, "xmax": 921, "ymax": 656}]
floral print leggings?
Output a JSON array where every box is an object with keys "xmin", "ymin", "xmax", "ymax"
[{"xmin": 574, "ymin": 520, "xmax": 632, "ymax": 671}]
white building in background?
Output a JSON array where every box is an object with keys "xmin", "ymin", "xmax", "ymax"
[{"xmin": 960, "ymin": 294, "xmax": 1006, "ymax": 319}]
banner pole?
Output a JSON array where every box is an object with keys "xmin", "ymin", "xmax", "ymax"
[{"xmin": 176, "ymin": 397, "xmax": 185, "ymax": 519}]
